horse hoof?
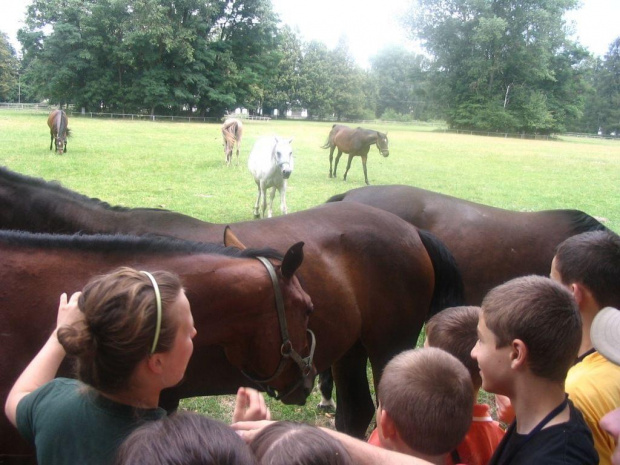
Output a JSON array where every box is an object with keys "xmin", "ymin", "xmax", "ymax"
[{"xmin": 317, "ymin": 401, "xmax": 336, "ymax": 412}]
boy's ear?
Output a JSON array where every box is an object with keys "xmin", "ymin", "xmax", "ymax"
[
  {"xmin": 379, "ymin": 407, "xmax": 398, "ymax": 441},
  {"xmin": 510, "ymin": 339, "xmax": 528, "ymax": 369}
]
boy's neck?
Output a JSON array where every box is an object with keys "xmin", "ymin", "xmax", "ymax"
[
  {"xmin": 510, "ymin": 380, "xmax": 569, "ymax": 434},
  {"xmin": 578, "ymin": 307, "xmax": 597, "ymax": 356}
]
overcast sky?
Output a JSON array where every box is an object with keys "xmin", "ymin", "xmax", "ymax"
[{"xmin": 2, "ymin": 0, "xmax": 619, "ymax": 68}]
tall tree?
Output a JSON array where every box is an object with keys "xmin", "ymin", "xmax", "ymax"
[
  {"xmin": 405, "ymin": 0, "xmax": 586, "ymax": 133},
  {"xmin": 0, "ymin": 33, "xmax": 19, "ymax": 102},
  {"xmin": 297, "ymin": 41, "xmax": 335, "ymax": 119},
  {"xmin": 370, "ymin": 46, "xmax": 432, "ymax": 119},
  {"xmin": 262, "ymin": 25, "xmax": 303, "ymax": 117},
  {"xmin": 596, "ymin": 38, "xmax": 620, "ymax": 134}
]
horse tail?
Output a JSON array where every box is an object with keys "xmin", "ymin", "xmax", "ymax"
[
  {"xmin": 321, "ymin": 124, "xmax": 338, "ymax": 149},
  {"xmin": 325, "ymin": 192, "xmax": 346, "ymax": 203},
  {"xmin": 418, "ymin": 228, "xmax": 465, "ymax": 321}
]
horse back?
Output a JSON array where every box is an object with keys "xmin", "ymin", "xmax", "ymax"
[{"xmin": 327, "ymin": 184, "xmax": 609, "ymax": 304}]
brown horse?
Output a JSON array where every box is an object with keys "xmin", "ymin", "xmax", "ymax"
[
  {"xmin": 47, "ymin": 109, "xmax": 69, "ymax": 154},
  {"xmin": 0, "ymin": 167, "xmax": 464, "ymax": 442},
  {"xmin": 0, "ymin": 230, "xmax": 314, "ymax": 459},
  {"xmin": 322, "ymin": 124, "xmax": 389, "ymax": 185},
  {"xmin": 222, "ymin": 117, "xmax": 243, "ymax": 165},
  {"xmin": 327, "ymin": 184, "xmax": 610, "ymax": 304}
]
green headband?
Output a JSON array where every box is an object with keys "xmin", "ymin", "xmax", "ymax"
[{"xmin": 141, "ymin": 271, "xmax": 162, "ymax": 354}]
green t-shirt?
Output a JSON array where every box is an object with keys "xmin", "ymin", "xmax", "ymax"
[{"xmin": 17, "ymin": 378, "xmax": 166, "ymax": 465}]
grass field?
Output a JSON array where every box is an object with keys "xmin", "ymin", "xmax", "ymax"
[{"xmin": 1, "ymin": 109, "xmax": 619, "ymax": 430}]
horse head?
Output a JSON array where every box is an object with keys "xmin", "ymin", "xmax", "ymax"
[
  {"xmin": 55, "ymin": 134, "xmax": 67, "ymax": 155},
  {"xmin": 376, "ymin": 132, "xmax": 389, "ymax": 157},
  {"xmin": 222, "ymin": 237, "xmax": 316, "ymax": 405},
  {"xmin": 273, "ymin": 137, "xmax": 294, "ymax": 179}
]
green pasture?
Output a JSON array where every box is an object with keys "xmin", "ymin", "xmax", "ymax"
[{"xmin": 1, "ymin": 110, "xmax": 619, "ymax": 430}]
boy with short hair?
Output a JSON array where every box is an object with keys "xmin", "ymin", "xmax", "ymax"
[
  {"xmin": 552, "ymin": 230, "xmax": 620, "ymax": 465},
  {"xmin": 425, "ymin": 306, "xmax": 505, "ymax": 464},
  {"xmin": 374, "ymin": 347, "xmax": 474, "ymax": 464},
  {"xmin": 472, "ymin": 275, "xmax": 598, "ymax": 464},
  {"xmin": 233, "ymin": 347, "xmax": 474, "ymax": 465},
  {"xmin": 368, "ymin": 305, "xmax": 504, "ymax": 464}
]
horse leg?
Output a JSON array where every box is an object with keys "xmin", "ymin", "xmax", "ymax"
[
  {"xmin": 329, "ymin": 146, "xmax": 336, "ymax": 178},
  {"xmin": 343, "ymin": 154, "xmax": 355, "ymax": 182},
  {"xmin": 332, "ymin": 340, "xmax": 375, "ymax": 438},
  {"xmin": 333, "ymin": 150, "xmax": 344, "ymax": 178},
  {"xmin": 253, "ymin": 183, "xmax": 262, "ymax": 218},
  {"xmin": 317, "ymin": 368, "xmax": 336, "ymax": 411},
  {"xmin": 361, "ymin": 154, "xmax": 369, "ymax": 185},
  {"xmin": 279, "ymin": 181, "xmax": 288, "ymax": 215},
  {"xmin": 50, "ymin": 133, "xmax": 54, "ymax": 151},
  {"xmin": 267, "ymin": 186, "xmax": 276, "ymax": 218},
  {"xmin": 64, "ymin": 138, "xmax": 67, "ymax": 153}
]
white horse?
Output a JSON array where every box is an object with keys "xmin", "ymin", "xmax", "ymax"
[{"xmin": 248, "ymin": 136, "xmax": 294, "ymax": 218}]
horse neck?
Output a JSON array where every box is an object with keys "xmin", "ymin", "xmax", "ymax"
[
  {"xmin": 58, "ymin": 114, "xmax": 66, "ymax": 135},
  {"xmin": 182, "ymin": 257, "xmax": 279, "ymax": 345},
  {"xmin": 361, "ymin": 130, "xmax": 379, "ymax": 145}
]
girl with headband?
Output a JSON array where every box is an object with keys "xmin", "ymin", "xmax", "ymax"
[{"xmin": 4, "ymin": 267, "xmax": 196, "ymax": 464}]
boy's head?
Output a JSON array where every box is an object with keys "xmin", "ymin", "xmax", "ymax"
[
  {"xmin": 552, "ymin": 230, "xmax": 620, "ymax": 309},
  {"xmin": 474, "ymin": 275, "xmax": 581, "ymax": 392},
  {"xmin": 425, "ymin": 306, "xmax": 482, "ymax": 391},
  {"xmin": 377, "ymin": 347, "xmax": 474, "ymax": 457}
]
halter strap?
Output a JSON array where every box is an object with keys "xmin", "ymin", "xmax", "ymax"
[
  {"xmin": 241, "ymin": 256, "xmax": 316, "ymax": 401},
  {"xmin": 141, "ymin": 271, "xmax": 162, "ymax": 354}
]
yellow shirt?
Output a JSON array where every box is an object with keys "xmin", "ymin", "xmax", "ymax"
[{"xmin": 566, "ymin": 351, "xmax": 620, "ymax": 465}]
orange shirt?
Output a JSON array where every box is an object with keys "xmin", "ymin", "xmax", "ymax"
[
  {"xmin": 447, "ymin": 404, "xmax": 505, "ymax": 465},
  {"xmin": 367, "ymin": 404, "xmax": 505, "ymax": 465}
]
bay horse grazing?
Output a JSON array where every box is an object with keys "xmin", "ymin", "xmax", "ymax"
[
  {"xmin": 221, "ymin": 117, "xmax": 243, "ymax": 165},
  {"xmin": 248, "ymin": 136, "xmax": 294, "ymax": 218},
  {"xmin": 327, "ymin": 184, "xmax": 610, "ymax": 304},
  {"xmin": 322, "ymin": 124, "xmax": 389, "ymax": 185},
  {"xmin": 0, "ymin": 167, "xmax": 465, "ymax": 441},
  {"xmin": 0, "ymin": 231, "xmax": 315, "ymax": 459},
  {"xmin": 47, "ymin": 109, "xmax": 69, "ymax": 154}
]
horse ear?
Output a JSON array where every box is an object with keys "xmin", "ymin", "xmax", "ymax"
[
  {"xmin": 281, "ymin": 242, "xmax": 304, "ymax": 279},
  {"xmin": 288, "ymin": 138, "xmax": 294, "ymax": 144},
  {"xmin": 223, "ymin": 226, "xmax": 246, "ymax": 250}
]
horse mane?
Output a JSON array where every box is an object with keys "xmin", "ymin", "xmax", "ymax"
[
  {"xmin": 0, "ymin": 230, "xmax": 283, "ymax": 260},
  {"xmin": 325, "ymin": 192, "xmax": 346, "ymax": 203},
  {"xmin": 552, "ymin": 209, "xmax": 610, "ymax": 235},
  {"xmin": 0, "ymin": 166, "xmax": 158, "ymax": 213}
]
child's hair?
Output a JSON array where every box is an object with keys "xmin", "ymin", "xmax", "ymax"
[
  {"xmin": 426, "ymin": 306, "xmax": 482, "ymax": 390},
  {"xmin": 554, "ymin": 230, "xmax": 620, "ymax": 308},
  {"xmin": 250, "ymin": 421, "xmax": 354, "ymax": 465},
  {"xmin": 114, "ymin": 411, "xmax": 256, "ymax": 465},
  {"xmin": 482, "ymin": 275, "xmax": 581, "ymax": 383},
  {"xmin": 377, "ymin": 348, "xmax": 474, "ymax": 456},
  {"xmin": 57, "ymin": 267, "xmax": 183, "ymax": 393}
]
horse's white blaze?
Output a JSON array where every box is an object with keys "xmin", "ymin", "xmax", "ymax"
[{"xmin": 248, "ymin": 136, "xmax": 294, "ymax": 218}]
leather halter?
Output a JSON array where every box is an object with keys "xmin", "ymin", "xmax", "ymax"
[{"xmin": 241, "ymin": 256, "xmax": 316, "ymax": 401}]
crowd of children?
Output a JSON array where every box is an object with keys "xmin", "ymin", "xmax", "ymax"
[{"xmin": 4, "ymin": 230, "xmax": 620, "ymax": 464}]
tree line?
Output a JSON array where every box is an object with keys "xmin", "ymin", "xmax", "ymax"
[{"xmin": 0, "ymin": 0, "xmax": 618, "ymax": 134}]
